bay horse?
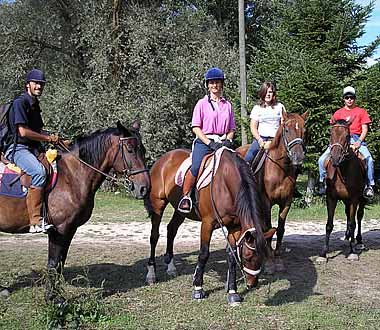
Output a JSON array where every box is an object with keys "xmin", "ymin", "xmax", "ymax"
[
  {"xmin": 0, "ymin": 121, "xmax": 150, "ymax": 302},
  {"xmin": 146, "ymin": 148, "xmax": 276, "ymax": 305},
  {"xmin": 318, "ymin": 119, "xmax": 366, "ymax": 262},
  {"xmin": 236, "ymin": 111, "xmax": 308, "ymax": 273}
]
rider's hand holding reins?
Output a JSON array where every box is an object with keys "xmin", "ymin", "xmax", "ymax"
[
  {"xmin": 49, "ymin": 134, "xmax": 60, "ymax": 144},
  {"xmin": 222, "ymin": 139, "xmax": 234, "ymax": 149},
  {"xmin": 208, "ymin": 141, "xmax": 223, "ymax": 151}
]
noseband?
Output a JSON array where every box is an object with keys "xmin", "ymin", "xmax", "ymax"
[
  {"xmin": 282, "ymin": 119, "xmax": 306, "ymax": 159},
  {"xmin": 236, "ymin": 228, "xmax": 262, "ymax": 277},
  {"xmin": 330, "ymin": 125, "xmax": 350, "ymax": 164},
  {"xmin": 117, "ymin": 136, "xmax": 149, "ymax": 177}
]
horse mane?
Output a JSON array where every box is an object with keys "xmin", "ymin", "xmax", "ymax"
[
  {"xmin": 233, "ymin": 154, "xmax": 266, "ymax": 256},
  {"xmin": 334, "ymin": 119, "xmax": 349, "ymax": 126},
  {"xmin": 71, "ymin": 127, "xmax": 120, "ymax": 166}
]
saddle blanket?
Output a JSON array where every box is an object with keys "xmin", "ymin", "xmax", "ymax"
[
  {"xmin": 0, "ymin": 163, "xmax": 27, "ymax": 198},
  {"xmin": 175, "ymin": 147, "xmax": 232, "ymax": 190},
  {"xmin": 0, "ymin": 159, "xmax": 58, "ymax": 198}
]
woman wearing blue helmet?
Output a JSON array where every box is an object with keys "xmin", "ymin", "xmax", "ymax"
[{"xmin": 177, "ymin": 67, "xmax": 236, "ymax": 213}]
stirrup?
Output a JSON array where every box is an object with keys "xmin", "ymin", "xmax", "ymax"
[
  {"xmin": 178, "ymin": 196, "xmax": 192, "ymax": 213},
  {"xmin": 363, "ymin": 185, "xmax": 374, "ymax": 199}
]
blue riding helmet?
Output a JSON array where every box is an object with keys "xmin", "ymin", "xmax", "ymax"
[
  {"xmin": 26, "ymin": 69, "xmax": 46, "ymax": 83},
  {"xmin": 205, "ymin": 67, "xmax": 225, "ymax": 82}
]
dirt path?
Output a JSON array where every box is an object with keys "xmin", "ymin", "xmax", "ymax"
[{"xmin": 1, "ymin": 218, "xmax": 380, "ymax": 246}]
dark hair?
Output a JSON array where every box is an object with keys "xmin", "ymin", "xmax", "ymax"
[{"xmin": 257, "ymin": 81, "xmax": 277, "ymax": 107}]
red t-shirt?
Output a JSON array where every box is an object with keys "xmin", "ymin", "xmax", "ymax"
[{"xmin": 331, "ymin": 106, "xmax": 371, "ymax": 135}]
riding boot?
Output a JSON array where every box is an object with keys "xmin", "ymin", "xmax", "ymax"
[
  {"xmin": 178, "ymin": 171, "xmax": 196, "ymax": 213},
  {"xmin": 26, "ymin": 187, "xmax": 53, "ymax": 233}
]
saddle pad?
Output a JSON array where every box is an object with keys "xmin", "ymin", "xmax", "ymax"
[
  {"xmin": 0, "ymin": 163, "xmax": 27, "ymax": 198},
  {"xmin": 0, "ymin": 159, "xmax": 58, "ymax": 198},
  {"xmin": 175, "ymin": 147, "xmax": 230, "ymax": 190}
]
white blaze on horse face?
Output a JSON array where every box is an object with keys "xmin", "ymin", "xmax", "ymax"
[{"xmin": 295, "ymin": 122, "xmax": 299, "ymax": 130}]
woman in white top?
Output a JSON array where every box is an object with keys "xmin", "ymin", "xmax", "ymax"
[{"xmin": 245, "ymin": 81, "xmax": 286, "ymax": 163}]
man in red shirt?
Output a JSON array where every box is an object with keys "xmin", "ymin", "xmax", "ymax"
[{"xmin": 318, "ymin": 86, "xmax": 374, "ymax": 198}]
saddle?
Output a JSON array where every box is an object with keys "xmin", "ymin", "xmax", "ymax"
[
  {"xmin": 175, "ymin": 147, "xmax": 230, "ymax": 190},
  {"xmin": 0, "ymin": 149, "xmax": 58, "ymax": 198}
]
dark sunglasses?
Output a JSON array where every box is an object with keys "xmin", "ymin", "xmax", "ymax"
[{"xmin": 344, "ymin": 95, "xmax": 355, "ymax": 100}]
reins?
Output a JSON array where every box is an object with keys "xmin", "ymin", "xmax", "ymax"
[
  {"xmin": 209, "ymin": 150, "xmax": 257, "ymax": 285},
  {"xmin": 56, "ymin": 136, "xmax": 148, "ymax": 190}
]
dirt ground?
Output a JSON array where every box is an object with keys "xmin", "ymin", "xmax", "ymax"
[{"xmin": 1, "ymin": 217, "xmax": 380, "ymax": 308}]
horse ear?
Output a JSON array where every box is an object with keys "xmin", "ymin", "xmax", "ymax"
[
  {"xmin": 282, "ymin": 108, "xmax": 288, "ymax": 121},
  {"xmin": 301, "ymin": 111, "xmax": 309, "ymax": 121},
  {"xmin": 263, "ymin": 228, "xmax": 276, "ymax": 240},
  {"xmin": 116, "ymin": 120, "xmax": 126, "ymax": 131},
  {"xmin": 132, "ymin": 119, "xmax": 141, "ymax": 132},
  {"xmin": 330, "ymin": 117, "xmax": 336, "ymax": 125}
]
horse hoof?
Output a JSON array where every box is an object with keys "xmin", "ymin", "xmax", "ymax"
[
  {"xmin": 146, "ymin": 276, "xmax": 156, "ymax": 285},
  {"xmin": 347, "ymin": 253, "xmax": 359, "ymax": 261},
  {"xmin": 227, "ymin": 293, "xmax": 242, "ymax": 306},
  {"xmin": 0, "ymin": 287, "xmax": 10, "ymax": 298},
  {"xmin": 166, "ymin": 269, "xmax": 177, "ymax": 277},
  {"xmin": 166, "ymin": 259, "xmax": 177, "ymax": 277},
  {"xmin": 315, "ymin": 256, "xmax": 327, "ymax": 264},
  {"xmin": 355, "ymin": 244, "xmax": 368, "ymax": 251},
  {"xmin": 146, "ymin": 265, "xmax": 156, "ymax": 285},
  {"xmin": 192, "ymin": 288, "xmax": 207, "ymax": 300}
]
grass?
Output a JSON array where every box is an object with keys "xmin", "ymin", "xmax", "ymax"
[{"xmin": 1, "ymin": 190, "xmax": 380, "ymax": 329}]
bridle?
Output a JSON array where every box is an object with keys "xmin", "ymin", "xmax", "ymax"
[
  {"xmin": 236, "ymin": 228, "xmax": 262, "ymax": 277},
  {"xmin": 282, "ymin": 119, "xmax": 306, "ymax": 160},
  {"xmin": 113, "ymin": 136, "xmax": 149, "ymax": 176},
  {"xmin": 330, "ymin": 124, "xmax": 350, "ymax": 165},
  {"xmin": 57, "ymin": 135, "xmax": 149, "ymax": 190}
]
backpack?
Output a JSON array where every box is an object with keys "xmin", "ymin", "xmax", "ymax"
[{"xmin": 0, "ymin": 101, "xmax": 13, "ymax": 153}]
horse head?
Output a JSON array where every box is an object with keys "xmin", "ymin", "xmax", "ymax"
[
  {"xmin": 237, "ymin": 227, "xmax": 276, "ymax": 289},
  {"xmin": 281, "ymin": 111, "xmax": 308, "ymax": 166},
  {"xmin": 330, "ymin": 119, "xmax": 351, "ymax": 167},
  {"xmin": 113, "ymin": 120, "xmax": 151, "ymax": 199}
]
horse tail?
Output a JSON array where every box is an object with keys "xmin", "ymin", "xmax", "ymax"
[{"xmin": 233, "ymin": 153, "xmax": 266, "ymax": 256}]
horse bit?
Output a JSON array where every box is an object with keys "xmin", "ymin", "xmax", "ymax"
[
  {"xmin": 282, "ymin": 119, "xmax": 306, "ymax": 159},
  {"xmin": 329, "ymin": 125, "xmax": 350, "ymax": 164}
]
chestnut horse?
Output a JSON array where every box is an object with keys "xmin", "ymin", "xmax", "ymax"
[
  {"xmin": 237, "ymin": 111, "xmax": 308, "ymax": 272},
  {"xmin": 0, "ymin": 121, "xmax": 150, "ymax": 302},
  {"xmin": 318, "ymin": 120, "xmax": 366, "ymax": 262},
  {"xmin": 145, "ymin": 148, "xmax": 275, "ymax": 305}
]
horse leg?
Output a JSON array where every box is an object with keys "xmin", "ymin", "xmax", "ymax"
[
  {"xmin": 225, "ymin": 232, "xmax": 243, "ymax": 306},
  {"xmin": 273, "ymin": 204, "xmax": 291, "ymax": 272},
  {"xmin": 164, "ymin": 211, "xmax": 185, "ymax": 277},
  {"xmin": 346, "ymin": 201, "xmax": 359, "ymax": 261},
  {"xmin": 146, "ymin": 198, "xmax": 168, "ymax": 285},
  {"xmin": 318, "ymin": 196, "xmax": 337, "ymax": 262},
  {"xmin": 45, "ymin": 229, "xmax": 76, "ymax": 303},
  {"xmin": 344, "ymin": 204, "xmax": 350, "ymax": 240},
  {"xmin": 192, "ymin": 221, "xmax": 213, "ymax": 300},
  {"xmin": 356, "ymin": 199, "xmax": 367, "ymax": 251}
]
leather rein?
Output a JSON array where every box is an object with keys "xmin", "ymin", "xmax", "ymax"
[{"xmin": 57, "ymin": 136, "xmax": 148, "ymax": 189}]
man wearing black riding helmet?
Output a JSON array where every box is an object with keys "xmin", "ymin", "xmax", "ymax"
[{"xmin": 4, "ymin": 69, "xmax": 59, "ymax": 233}]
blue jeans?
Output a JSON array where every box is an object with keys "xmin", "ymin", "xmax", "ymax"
[
  {"xmin": 4, "ymin": 144, "xmax": 46, "ymax": 187},
  {"xmin": 318, "ymin": 134, "xmax": 374, "ymax": 185},
  {"xmin": 190, "ymin": 139, "xmax": 214, "ymax": 177},
  {"xmin": 244, "ymin": 136, "xmax": 271, "ymax": 162}
]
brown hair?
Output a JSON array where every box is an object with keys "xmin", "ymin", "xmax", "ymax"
[{"xmin": 257, "ymin": 81, "xmax": 277, "ymax": 107}]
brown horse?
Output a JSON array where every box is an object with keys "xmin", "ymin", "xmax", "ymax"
[
  {"xmin": 0, "ymin": 121, "xmax": 150, "ymax": 302},
  {"xmin": 236, "ymin": 111, "xmax": 308, "ymax": 272},
  {"xmin": 145, "ymin": 148, "xmax": 275, "ymax": 305},
  {"xmin": 317, "ymin": 120, "xmax": 366, "ymax": 262}
]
